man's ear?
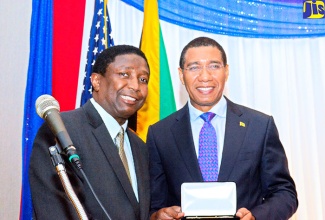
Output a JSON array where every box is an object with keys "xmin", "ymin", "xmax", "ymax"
[
  {"xmin": 91, "ymin": 73, "xmax": 100, "ymax": 92},
  {"xmin": 178, "ymin": 67, "xmax": 185, "ymax": 85},
  {"xmin": 225, "ymin": 64, "xmax": 229, "ymax": 82}
]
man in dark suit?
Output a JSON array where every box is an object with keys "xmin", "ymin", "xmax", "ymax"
[
  {"xmin": 147, "ymin": 37, "xmax": 298, "ymax": 220},
  {"xmin": 29, "ymin": 45, "xmax": 150, "ymax": 219}
]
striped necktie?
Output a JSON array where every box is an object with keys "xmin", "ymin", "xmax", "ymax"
[{"xmin": 115, "ymin": 127, "xmax": 132, "ymax": 184}]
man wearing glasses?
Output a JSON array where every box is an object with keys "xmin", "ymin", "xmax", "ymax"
[{"xmin": 147, "ymin": 37, "xmax": 298, "ymax": 220}]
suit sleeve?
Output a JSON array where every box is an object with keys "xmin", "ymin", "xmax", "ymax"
[
  {"xmin": 29, "ymin": 123, "xmax": 83, "ymax": 220},
  {"xmin": 251, "ymin": 117, "xmax": 298, "ymax": 220}
]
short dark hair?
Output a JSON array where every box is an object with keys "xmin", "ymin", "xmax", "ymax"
[
  {"xmin": 179, "ymin": 37, "xmax": 227, "ymax": 69},
  {"xmin": 92, "ymin": 45, "xmax": 150, "ymax": 75}
]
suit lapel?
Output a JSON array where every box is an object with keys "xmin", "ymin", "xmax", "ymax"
[
  {"xmin": 218, "ymin": 99, "xmax": 248, "ymax": 181},
  {"xmin": 92, "ymin": 125, "xmax": 139, "ymax": 203},
  {"xmin": 83, "ymin": 101, "xmax": 139, "ymax": 215},
  {"xmin": 171, "ymin": 104, "xmax": 203, "ymax": 181}
]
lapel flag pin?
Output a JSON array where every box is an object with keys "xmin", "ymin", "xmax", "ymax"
[{"xmin": 239, "ymin": 121, "xmax": 245, "ymax": 127}]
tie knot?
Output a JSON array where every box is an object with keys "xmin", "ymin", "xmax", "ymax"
[
  {"xmin": 118, "ymin": 127, "xmax": 124, "ymax": 136},
  {"xmin": 200, "ymin": 112, "xmax": 216, "ymax": 122},
  {"xmin": 115, "ymin": 127, "xmax": 124, "ymax": 145}
]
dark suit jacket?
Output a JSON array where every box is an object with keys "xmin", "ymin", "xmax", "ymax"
[
  {"xmin": 147, "ymin": 97, "xmax": 298, "ymax": 220},
  {"xmin": 29, "ymin": 100, "xmax": 150, "ymax": 220}
]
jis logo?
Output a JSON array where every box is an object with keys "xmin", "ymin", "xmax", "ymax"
[{"xmin": 303, "ymin": 0, "xmax": 325, "ymax": 18}]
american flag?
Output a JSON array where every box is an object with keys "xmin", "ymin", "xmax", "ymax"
[{"xmin": 80, "ymin": 0, "xmax": 114, "ymax": 106}]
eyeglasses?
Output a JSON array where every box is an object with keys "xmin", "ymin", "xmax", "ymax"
[{"xmin": 183, "ymin": 63, "xmax": 224, "ymax": 73}]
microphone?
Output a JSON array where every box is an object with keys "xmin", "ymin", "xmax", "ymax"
[
  {"xmin": 35, "ymin": 94, "xmax": 81, "ymax": 168},
  {"xmin": 36, "ymin": 94, "xmax": 112, "ymax": 219}
]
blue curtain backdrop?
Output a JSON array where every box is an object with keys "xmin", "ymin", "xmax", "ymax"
[
  {"xmin": 121, "ymin": 0, "xmax": 325, "ymax": 38},
  {"xmin": 21, "ymin": 0, "xmax": 53, "ymax": 219}
]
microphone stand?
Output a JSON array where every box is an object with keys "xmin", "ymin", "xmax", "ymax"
[{"xmin": 49, "ymin": 144, "xmax": 89, "ymax": 220}]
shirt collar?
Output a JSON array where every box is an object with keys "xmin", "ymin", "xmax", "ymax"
[
  {"xmin": 90, "ymin": 98, "xmax": 128, "ymax": 139},
  {"xmin": 189, "ymin": 95, "xmax": 227, "ymax": 122}
]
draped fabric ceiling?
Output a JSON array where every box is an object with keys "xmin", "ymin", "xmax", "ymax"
[{"xmin": 122, "ymin": 0, "xmax": 325, "ymax": 38}]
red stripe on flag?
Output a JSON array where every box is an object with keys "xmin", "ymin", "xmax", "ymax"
[{"xmin": 53, "ymin": 0, "xmax": 86, "ymax": 111}]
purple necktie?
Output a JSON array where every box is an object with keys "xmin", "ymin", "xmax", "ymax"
[{"xmin": 198, "ymin": 112, "xmax": 218, "ymax": 181}]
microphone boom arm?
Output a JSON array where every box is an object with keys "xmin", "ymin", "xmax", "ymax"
[{"xmin": 49, "ymin": 145, "xmax": 88, "ymax": 220}]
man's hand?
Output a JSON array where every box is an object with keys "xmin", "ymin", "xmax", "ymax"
[
  {"xmin": 236, "ymin": 208, "xmax": 255, "ymax": 220},
  {"xmin": 150, "ymin": 206, "xmax": 185, "ymax": 220}
]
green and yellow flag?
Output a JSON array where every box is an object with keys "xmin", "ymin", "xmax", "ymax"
[{"xmin": 137, "ymin": 0, "xmax": 176, "ymax": 141}]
